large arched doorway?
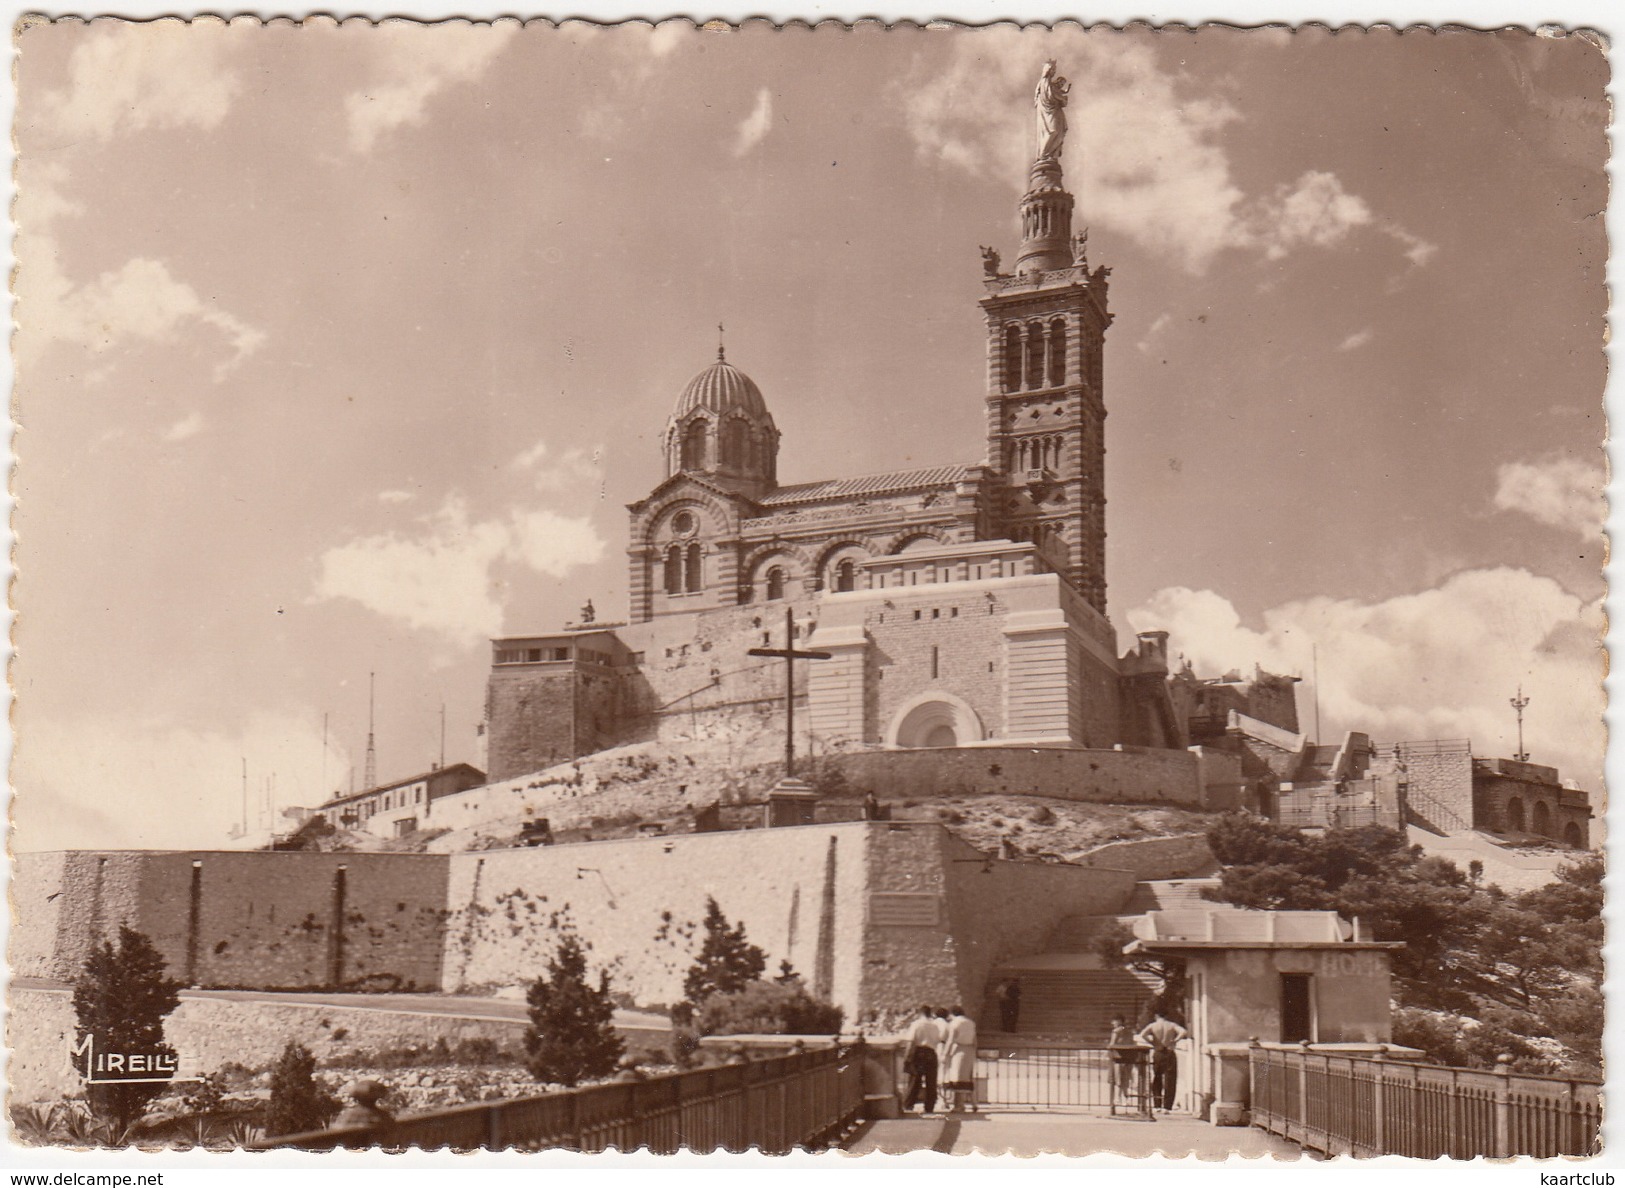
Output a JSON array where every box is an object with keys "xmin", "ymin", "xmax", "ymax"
[
  {"xmin": 1531, "ymin": 800, "xmax": 1552, "ymax": 838},
  {"xmin": 886, "ymin": 693, "xmax": 984, "ymax": 750},
  {"xmin": 1564, "ymin": 822, "xmax": 1584, "ymax": 849},
  {"xmin": 1505, "ymin": 796, "xmax": 1526, "ymax": 833}
]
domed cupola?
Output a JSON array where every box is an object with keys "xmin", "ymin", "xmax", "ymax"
[{"xmin": 664, "ymin": 343, "xmax": 780, "ymax": 493}]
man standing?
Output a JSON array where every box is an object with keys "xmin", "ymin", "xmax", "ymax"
[
  {"xmin": 1136, "ymin": 1010, "xmax": 1188, "ymax": 1113},
  {"xmin": 996, "ymin": 978, "xmax": 1022, "ymax": 1033},
  {"xmin": 901, "ymin": 1004, "xmax": 944, "ymax": 1114}
]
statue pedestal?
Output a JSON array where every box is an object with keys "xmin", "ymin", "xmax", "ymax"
[{"xmin": 766, "ymin": 778, "xmax": 819, "ymax": 827}]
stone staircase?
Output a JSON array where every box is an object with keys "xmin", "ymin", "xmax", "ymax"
[{"xmin": 982, "ymin": 878, "xmax": 1223, "ymax": 1043}]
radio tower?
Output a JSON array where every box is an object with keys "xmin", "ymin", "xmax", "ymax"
[{"xmin": 363, "ymin": 671, "xmax": 378, "ymax": 790}]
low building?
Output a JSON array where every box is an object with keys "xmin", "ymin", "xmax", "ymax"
[
  {"xmin": 1126, "ymin": 907, "xmax": 1408, "ymax": 1123},
  {"xmin": 314, "ymin": 763, "xmax": 486, "ymax": 838}
]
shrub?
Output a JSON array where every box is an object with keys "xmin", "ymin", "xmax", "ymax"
[
  {"xmin": 71, "ymin": 925, "xmax": 182, "ymax": 1134},
  {"xmin": 265, "ymin": 1042, "xmax": 339, "ymax": 1137},
  {"xmin": 682, "ymin": 897, "xmax": 766, "ymax": 1006},
  {"xmin": 524, "ymin": 934, "xmax": 624, "ymax": 1087},
  {"xmin": 696, "ymin": 978, "xmax": 845, "ymax": 1038}
]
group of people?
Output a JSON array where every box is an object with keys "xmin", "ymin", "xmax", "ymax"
[
  {"xmin": 900, "ymin": 1004, "xmax": 979, "ymax": 1115},
  {"xmin": 1107, "ymin": 1010, "xmax": 1188, "ymax": 1113}
]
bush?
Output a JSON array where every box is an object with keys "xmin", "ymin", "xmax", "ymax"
[
  {"xmin": 696, "ymin": 978, "xmax": 845, "ymax": 1037},
  {"xmin": 682, "ymin": 897, "xmax": 766, "ymax": 1006},
  {"xmin": 71, "ymin": 925, "xmax": 183, "ymax": 1134},
  {"xmin": 524, "ymin": 934, "xmax": 624, "ymax": 1087},
  {"xmin": 265, "ymin": 1042, "xmax": 339, "ymax": 1137},
  {"xmin": 1391, "ymin": 1007, "xmax": 1550, "ymax": 1073}
]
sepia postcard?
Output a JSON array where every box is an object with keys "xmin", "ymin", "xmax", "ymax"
[{"xmin": 4, "ymin": 15, "xmax": 1610, "ymax": 1169}]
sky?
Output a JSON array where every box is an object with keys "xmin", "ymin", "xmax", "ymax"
[{"xmin": 10, "ymin": 20, "xmax": 1608, "ymax": 851}]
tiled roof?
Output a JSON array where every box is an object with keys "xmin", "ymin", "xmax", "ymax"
[{"xmin": 757, "ymin": 464, "xmax": 973, "ymax": 506}]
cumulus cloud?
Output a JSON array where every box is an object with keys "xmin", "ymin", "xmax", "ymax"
[
  {"xmin": 1247, "ymin": 171, "xmax": 1371, "ymax": 260},
  {"xmin": 162, "ymin": 411, "xmax": 204, "ymax": 442},
  {"xmin": 378, "ymin": 489, "xmax": 415, "ymax": 504},
  {"xmin": 1493, "ymin": 455, "xmax": 1605, "ymax": 538},
  {"xmin": 894, "ymin": 33, "xmax": 1429, "ymax": 274},
  {"xmin": 1128, "ymin": 568, "xmax": 1604, "ymax": 788},
  {"xmin": 18, "ymin": 162, "xmax": 265, "ymax": 382},
  {"xmin": 35, "ymin": 18, "xmax": 245, "ymax": 142},
  {"xmin": 1337, "ymin": 328, "xmax": 1374, "ymax": 352},
  {"xmin": 345, "ymin": 23, "xmax": 516, "ymax": 152},
  {"xmin": 312, "ymin": 494, "xmax": 606, "ymax": 642},
  {"xmin": 44, "ymin": 257, "xmax": 266, "ymax": 379},
  {"xmin": 733, "ymin": 89, "xmax": 774, "ymax": 157},
  {"xmin": 14, "ymin": 710, "xmax": 347, "ymax": 851},
  {"xmin": 511, "ymin": 438, "xmax": 603, "ymax": 491}
]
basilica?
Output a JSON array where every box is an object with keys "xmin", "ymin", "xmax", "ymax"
[{"xmin": 482, "ymin": 70, "xmax": 1295, "ymax": 784}]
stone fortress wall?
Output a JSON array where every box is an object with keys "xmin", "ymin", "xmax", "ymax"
[
  {"xmin": 11, "ymin": 850, "xmax": 449, "ymax": 990},
  {"xmin": 12, "ymin": 823, "xmax": 1168, "ymax": 1023}
]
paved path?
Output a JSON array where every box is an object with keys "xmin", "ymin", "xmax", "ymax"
[
  {"xmin": 13, "ymin": 977, "xmax": 671, "ymax": 1037},
  {"xmin": 845, "ymin": 1107, "xmax": 1308, "ymax": 1160}
]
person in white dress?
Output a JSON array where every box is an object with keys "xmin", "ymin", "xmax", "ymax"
[{"xmin": 941, "ymin": 1005, "xmax": 979, "ymax": 1113}]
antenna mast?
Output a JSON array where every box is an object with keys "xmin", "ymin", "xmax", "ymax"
[
  {"xmin": 1511, "ymin": 686, "xmax": 1531, "ymax": 762},
  {"xmin": 363, "ymin": 671, "xmax": 378, "ymax": 790}
]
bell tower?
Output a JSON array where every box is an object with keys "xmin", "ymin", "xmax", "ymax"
[{"xmin": 980, "ymin": 60, "xmax": 1112, "ymax": 615}]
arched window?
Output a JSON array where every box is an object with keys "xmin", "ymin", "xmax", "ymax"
[
  {"xmin": 765, "ymin": 566, "xmax": 785, "ymax": 600},
  {"xmin": 663, "ymin": 545, "xmax": 682, "ymax": 592},
  {"xmin": 1506, "ymin": 796, "xmax": 1526, "ymax": 833},
  {"xmin": 1025, "ymin": 324, "xmax": 1045, "ymax": 389},
  {"xmin": 685, "ymin": 543, "xmax": 703, "ymax": 593},
  {"xmin": 722, "ymin": 419, "xmax": 747, "ymax": 469},
  {"xmin": 835, "ymin": 559, "xmax": 856, "ymax": 592},
  {"xmin": 1048, "ymin": 318, "xmax": 1067, "ymax": 387},
  {"xmin": 1003, "ymin": 326, "xmax": 1022, "ymax": 393},
  {"xmin": 681, "ymin": 421, "xmax": 707, "ymax": 470}
]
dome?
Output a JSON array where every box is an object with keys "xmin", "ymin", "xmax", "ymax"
[{"xmin": 673, "ymin": 356, "xmax": 772, "ymax": 423}]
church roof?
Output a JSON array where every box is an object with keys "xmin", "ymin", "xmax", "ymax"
[
  {"xmin": 758, "ymin": 464, "xmax": 973, "ymax": 507},
  {"xmin": 673, "ymin": 358, "xmax": 771, "ymax": 422}
]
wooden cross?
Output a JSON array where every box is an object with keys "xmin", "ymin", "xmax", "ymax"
[{"xmin": 747, "ymin": 606, "xmax": 832, "ymax": 777}]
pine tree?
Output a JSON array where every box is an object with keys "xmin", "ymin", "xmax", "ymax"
[
  {"xmin": 682, "ymin": 897, "xmax": 766, "ymax": 1006},
  {"xmin": 70, "ymin": 925, "xmax": 182, "ymax": 1134},
  {"xmin": 265, "ymin": 1041, "xmax": 339, "ymax": 1137},
  {"xmin": 524, "ymin": 934, "xmax": 624, "ymax": 1088}
]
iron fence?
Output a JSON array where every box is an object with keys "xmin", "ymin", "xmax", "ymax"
[
  {"xmin": 974, "ymin": 1044, "xmax": 1153, "ymax": 1114},
  {"xmin": 255, "ymin": 1043, "xmax": 865, "ymax": 1154},
  {"xmin": 1249, "ymin": 1047, "xmax": 1600, "ymax": 1159}
]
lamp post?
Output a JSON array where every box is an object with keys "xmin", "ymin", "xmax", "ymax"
[{"xmin": 1510, "ymin": 686, "xmax": 1530, "ymax": 763}]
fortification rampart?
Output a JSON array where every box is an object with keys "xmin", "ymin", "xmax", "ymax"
[
  {"xmin": 824, "ymin": 744, "xmax": 1240, "ymax": 808},
  {"xmin": 9, "ymin": 851, "xmax": 448, "ymax": 991},
  {"xmin": 12, "ymin": 824, "xmax": 1149, "ymax": 1024}
]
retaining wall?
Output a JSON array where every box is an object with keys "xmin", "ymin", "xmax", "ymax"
[{"xmin": 826, "ymin": 744, "xmax": 1237, "ymax": 807}]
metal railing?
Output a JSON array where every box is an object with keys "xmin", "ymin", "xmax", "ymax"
[
  {"xmin": 256, "ymin": 1044, "xmax": 865, "ymax": 1153},
  {"xmin": 1249, "ymin": 1047, "xmax": 1600, "ymax": 1159}
]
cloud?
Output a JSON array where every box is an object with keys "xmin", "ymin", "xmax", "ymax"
[
  {"xmin": 41, "ymin": 256, "xmax": 266, "ymax": 381},
  {"xmin": 345, "ymin": 23, "xmax": 516, "ymax": 152},
  {"xmin": 1128, "ymin": 568, "xmax": 1604, "ymax": 788},
  {"xmin": 378, "ymin": 489, "xmax": 416, "ymax": 504},
  {"xmin": 13, "ymin": 710, "xmax": 347, "ymax": 851},
  {"xmin": 1248, "ymin": 171, "xmax": 1372, "ymax": 260},
  {"xmin": 1337, "ymin": 328, "xmax": 1374, "ymax": 352},
  {"xmin": 1136, "ymin": 313, "xmax": 1172, "ymax": 354},
  {"xmin": 18, "ymin": 162, "xmax": 265, "ymax": 382},
  {"xmin": 35, "ymin": 18, "xmax": 244, "ymax": 142},
  {"xmin": 162, "ymin": 411, "xmax": 204, "ymax": 442},
  {"xmin": 894, "ymin": 33, "xmax": 1428, "ymax": 274},
  {"xmin": 1387, "ymin": 226, "xmax": 1439, "ymax": 267},
  {"xmin": 1493, "ymin": 455, "xmax": 1605, "ymax": 538},
  {"xmin": 511, "ymin": 438, "xmax": 603, "ymax": 491},
  {"xmin": 312, "ymin": 494, "xmax": 606, "ymax": 642},
  {"xmin": 733, "ymin": 89, "xmax": 774, "ymax": 157}
]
